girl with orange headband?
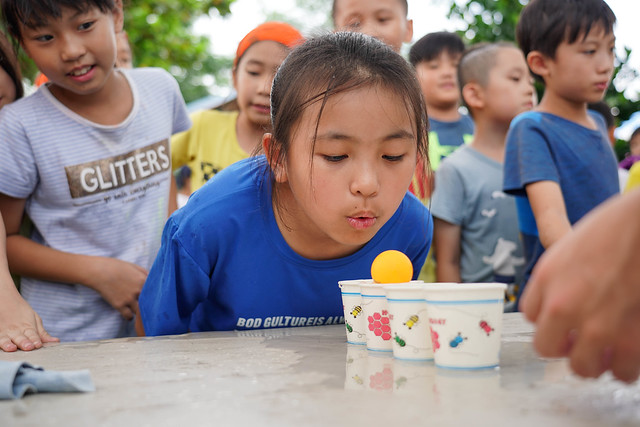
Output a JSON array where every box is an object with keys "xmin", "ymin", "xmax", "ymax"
[{"xmin": 170, "ymin": 22, "xmax": 303, "ymax": 209}]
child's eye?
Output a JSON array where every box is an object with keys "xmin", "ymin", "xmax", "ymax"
[
  {"xmin": 383, "ymin": 154, "xmax": 405, "ymax": 162},
  {"xmin": 323, "ymin": 155, "xmax": 348, "ymax": 162},
  {"xmin": 247, "ymin": 70, "xmax": 260, "ymax": 77},
  {"xmin": 583, "ymin": 49, "xmax": 596, "ymax": 55},
  {"xmin": 78, "ymin": 21, "xmax": 95, "ymax": 31},
  {"xmin": 35, "ymin": 34, "xmax": 54, "ymax": 42}
]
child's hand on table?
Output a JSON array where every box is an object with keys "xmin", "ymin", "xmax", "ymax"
[{"xmin": 0, "ymin": 285, "xmax": 58, "ymax": 352}]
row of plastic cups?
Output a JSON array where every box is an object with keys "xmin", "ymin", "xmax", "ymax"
[{"xmin": 338, "ymin": 280, "xmax": 506, "ymax": 370}]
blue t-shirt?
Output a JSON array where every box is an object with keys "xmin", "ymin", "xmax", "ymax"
[
  {"xmin": 428, "ymin": 115, "xmax": 474, "ymax": 170},
  {"xmin": 503, "ymin": 111, "xmax": 618, "ymax": 288},
  {"xmin": 139, "ymin": 156, "xmax": 433, "ymax": 336}
]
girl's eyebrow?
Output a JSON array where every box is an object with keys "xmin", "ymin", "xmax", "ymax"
[{"xmin": 316, "ymin": 129, "xmax": 415, "ymax": 142}]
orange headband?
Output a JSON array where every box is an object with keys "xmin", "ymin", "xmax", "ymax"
[{"xmin": 234, "ymin": 22, "xmax": 304, "ymax": 68}]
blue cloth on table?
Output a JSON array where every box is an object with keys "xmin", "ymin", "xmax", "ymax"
[{"xmin": 0, "ymin": 360, "xmax": 95, "ymax": 400}]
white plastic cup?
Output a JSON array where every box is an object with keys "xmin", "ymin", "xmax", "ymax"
[
  {"xmin": 338, "ymin": 279, "xmax": 371, "ymax": 345},
  {"xmin": 384, "ymin": 284, "xmax": 433, "ymax": 361},
  {"xmin": 360, "ymin": 281, "xmax": 423, "ymax": 353},
  {"xmin": 359, "ymin": 281, "xmax": 394, "ymax": 352},
  {"xmin": 424, "ymin": 283, "xmax": 506, "ymax": 370}
]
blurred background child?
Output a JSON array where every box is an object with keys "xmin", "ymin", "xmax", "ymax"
[
  {"xmin": 331, "ymin": 0, "xmax": 413, "ymax": 54},
  {"xmin": 503, "ymin": 0, "xmax": 619, "ymax": 301},
  {"xmin": 169, "ymin": 21, "xmax": 303, "ymax": 208},
  {"xmin": 619, "ymin": 126, "xmax": 640, "ymax": 170},
  {"xmin": 409, "ymin": 31, "xmax": 474, "ymax": 172},
  {"xmin": 138, "ymin": 32, "xmax": 432, "ymax": 335},
  {"xmin": 174, "ymin": 165, "xmax": 192, "ymax": 209},
  {"xmin": 431, "ymin": 42, "xmax": 534, "ymax": 311},
  {"xmin": 0, "ymin": 31, "xmax": 22, "ymax": 109},
  {"xmin": 115, "ymin": 30, "xmax": 133, "ymax": 68}
]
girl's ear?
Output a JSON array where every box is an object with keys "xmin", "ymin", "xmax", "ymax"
[
  {"xmin": 527, "ymin": 51, "xmax": 550, "ymax": 79},
  {"xmin": 462, "ymin": 82, "xmax": 484, "ymax": 111},
  {"xmin": 262, "ymin": 133, "xmax": 288, "ymax": 183}
]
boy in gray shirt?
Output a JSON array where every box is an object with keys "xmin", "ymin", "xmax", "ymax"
[{"xmin": 430, "ymin": 43, "xmax": 534, "ymax": 310}]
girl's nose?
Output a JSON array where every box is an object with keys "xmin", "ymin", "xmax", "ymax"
[
  {"xmin": 350, "ymin": 163, "xmax": 380, "ymax": 198},
  {"xmin": 259, "ymin": 73, "xmax": 274, "ymax": 96}
]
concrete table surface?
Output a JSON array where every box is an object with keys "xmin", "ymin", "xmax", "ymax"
[{"xmin": 1, "ymin": 313, "xmax": 639, "ymax": 426}]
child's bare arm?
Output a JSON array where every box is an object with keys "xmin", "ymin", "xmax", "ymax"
[
  {"xmin": 168, "ymin": 175, "xmax": 178, "ymax": 217},
  {"xmin": 0, "ymin": 194, "xmax": 148, "ymax": 321},
  {"xmin": 526, "ymin": 181, "xmax": 572, "ymax": 249},
  {"xmin": 0, "ymin": 213, "xmax": 59, "ymax": 352},
  {"xmin": 433, "ymin": 218, "xmax": 462, "ymax": 282}
]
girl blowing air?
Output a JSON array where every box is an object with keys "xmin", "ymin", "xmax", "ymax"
[{"xmin": 138, "ymin": 32, "xmax": 433, "ymax": 335}]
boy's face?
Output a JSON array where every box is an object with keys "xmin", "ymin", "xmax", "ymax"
[
  {"xmin": 20, "ymin": 3, "xmax": 124, "ymax": 101},
  {"xmin": 333, "ymin": 0, "xmax": 413, "ymax": 53},
  {"xmin": 481, "ymin": 47, "xmax": 535, "ymax": 124},
  {"xmin": 537, "ymin": 25, "xmax": 615, "ymax": 105},
  {"xmin": 233, "ymin": 40, "xmax": 290, "ymax": 129},
  {"xmin": 414, "ymin": 51, "xmax": 461, "ymax": 111}
]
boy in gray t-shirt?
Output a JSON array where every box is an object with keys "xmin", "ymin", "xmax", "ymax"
[{"xmin": 430, "ymin": 43, "xmax": 534, "ymax": 310}]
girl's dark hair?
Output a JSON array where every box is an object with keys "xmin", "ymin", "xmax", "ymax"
[
  {"xmin": 266, "ymin": 31, "xmax": 429, "ymax": 205},
  {"xmin": 0, "ymin": 30, "xmax": 23, "ymax": 101},
  {"xmin": 408, "ymin": 31, "xmax": 465, "ymax": 66},
  {"xmin": 1, "ymin": 0, "xmax": 116, "ymax": 42},
  {"xmin": 516, "ymin": 0, "xmax": 616, "ymax": 61}
]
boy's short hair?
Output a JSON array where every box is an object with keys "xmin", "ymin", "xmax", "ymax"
[
  {"xmin": 457, "ymin": 42, "xmax": 516, "ymax": 113},
  {"xmin": 1, "ymin": 0, "xmax": 116, "ymax": 42},
  {"xmin": 331, "ymin": 0, "xmax": 408, "ymax": 20},
  {"xmin": 408, "ymin": 31, "xmax": 465, "ymax": 66},
  {"xmin": 516, "ymin": 0, "xmax": 616, "ymax": 61}
]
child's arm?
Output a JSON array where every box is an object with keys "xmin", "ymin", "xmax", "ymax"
[
  {"xmin": 168, "ymin": 176, "xmax": 178, "ymax": 217},
  {"xmin": 433, "ymin": 218, "xmax": 462, "ymax": 282},
  {"xmin": 0, "ymin": 195, "xmax": 148, "ymax": 321},
  {"xmin": 520, "ymin": 187, "xmax": 640, "ymax": 382},
  {"xmin": 0, "ymin": 213, "xmax": 59, "ymax": 352},
  {"xmin": 526, "ymin": 181, "xmax": 572, "ymax": 249}
]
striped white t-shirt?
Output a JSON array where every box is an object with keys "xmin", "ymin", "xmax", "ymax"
[{"xmin": 0, "ymin": 67, "xmax": 191, "ymax": 342}]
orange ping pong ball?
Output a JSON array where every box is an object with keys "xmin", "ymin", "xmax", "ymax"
[{"xmin": 371, "ymin": 250, "xmax": 413, "ymax": 283}]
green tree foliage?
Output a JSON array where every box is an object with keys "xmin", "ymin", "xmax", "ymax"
[
  {"xmin": 124, "ymin": 0, "xmax": 236, "ymax": 103},
  {"xmin": 448, "ymin": 0, "xmax": 640, "ymax": 157}
]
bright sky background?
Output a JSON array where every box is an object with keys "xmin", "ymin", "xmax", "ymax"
[{"xmin": 194, "ymin": 0, "xmax": 639, "ymax": 100}]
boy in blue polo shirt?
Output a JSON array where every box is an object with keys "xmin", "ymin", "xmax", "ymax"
[{"xmin": 503, "ymin": 0, "xmax": 619, "ymax": 301}]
